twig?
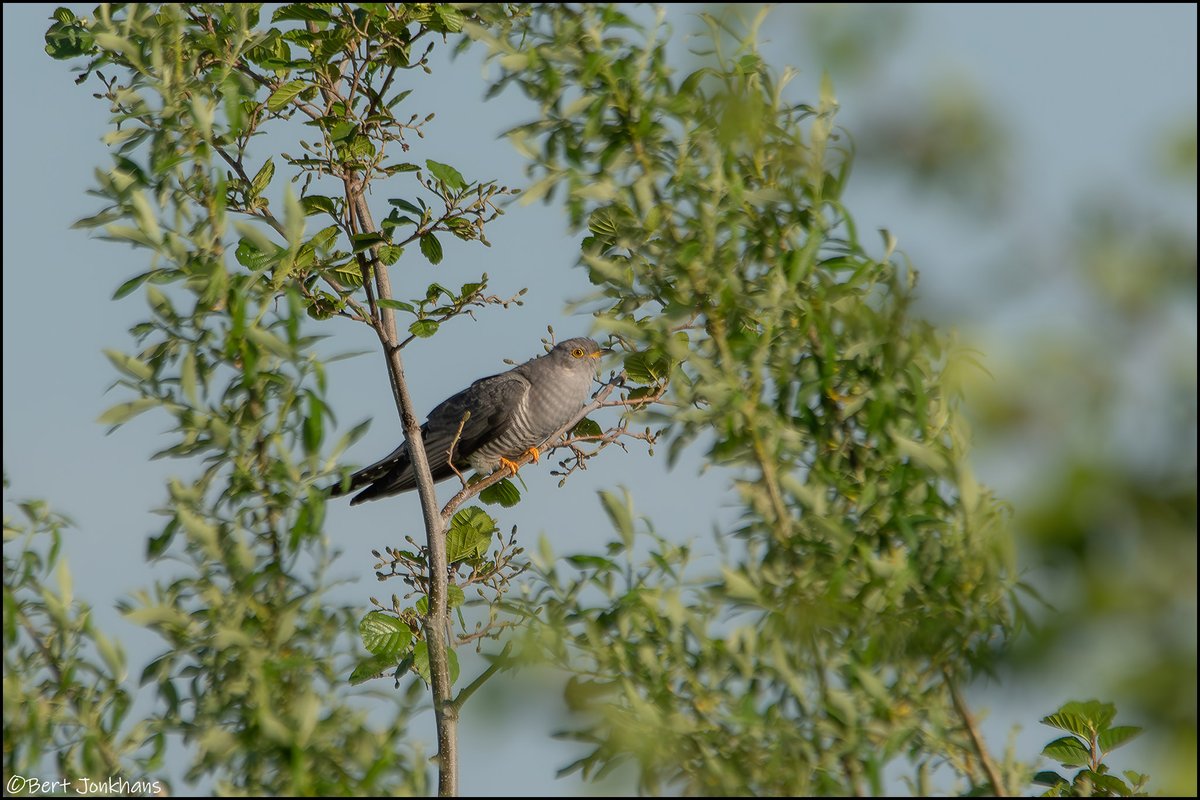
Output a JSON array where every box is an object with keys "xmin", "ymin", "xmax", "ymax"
[
  {"xmin": 944, "ymin": 668, "xmax": 1007, "ymax": 796},
  {"xmin": 450, "ymin": 643, "xmax": 513, "ymax": 713},
  {"xmin": 349, "ymin": 187, "xmax": 458, "ymax": 797},
  {"xmin": 446, "ymin": 412, "xmax": 472, "ymax": 489}
]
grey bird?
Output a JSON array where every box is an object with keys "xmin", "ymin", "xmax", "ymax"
[{"xmin": 333, "ymin": 337, "xmax": 607, "ymax": 505}]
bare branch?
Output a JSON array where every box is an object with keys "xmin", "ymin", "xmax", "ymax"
[
  {"xmin": 944, "ymin": 669, "xmax": 1008, "ymax": 796},
  {"xmin": 348, "ymin": 158, "xmax": 458, "ymax": 798}
]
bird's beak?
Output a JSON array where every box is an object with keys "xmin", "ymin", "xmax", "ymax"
[{"xmin": 590, "ymin": 348, "xmax": 612, "ymax": 359}]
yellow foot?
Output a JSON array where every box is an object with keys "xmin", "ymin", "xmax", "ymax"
[{"xmin": 499, "ymin": 446, "xmax": 541, "ymax": 476}]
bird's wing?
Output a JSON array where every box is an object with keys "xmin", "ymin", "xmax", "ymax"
[
  {"xmin": 334, "ymin": 371, "xmax": 530, "ymax": 504},
  {"xmin": 421, "ymin": 371, "xmax": 530, "ymax": 470}
]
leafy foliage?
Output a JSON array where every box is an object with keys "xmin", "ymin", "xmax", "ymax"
[
  {"xmin": 35, "ymin": 2, "xmax": 543, "ymax": 792},
  {"xmin": 1034, "ymin": 700, "xmax": 1149, "ymax": 797},
  {"xmin": 472, "ymin": 5, "xmax": 1022, "ymax": 794},
  {"xmin": 29, "ymin": 3, "xmax": 1175, "ymax": 797},
  {"xmin": 3, "ymin": 490, "xmax": 152, "ymax": 788}
]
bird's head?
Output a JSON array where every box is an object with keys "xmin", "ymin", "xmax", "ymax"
[{"xmin": 550, "ymin": 337, "xmax": 609, "ymax": 371}]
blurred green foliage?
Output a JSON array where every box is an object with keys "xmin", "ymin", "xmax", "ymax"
[
  {"xmin": 471, "ymin": 5, "xmax": 1027, "ymax": 794},
  {"xmin": 784, "ymin": 4, "xmax": 1198, "ymax": 794},
  {"xmin": 4, "ymin": 489, "xmax": 148, "ymax": 788},
  {"xmin": 15, "ymin": 3, "xmax": 1193, "ymax": 797}
]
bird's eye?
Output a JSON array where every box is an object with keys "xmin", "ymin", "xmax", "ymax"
[{"xmin": 571, "ymin": 347, "xmax": 585, "ymax": 358}]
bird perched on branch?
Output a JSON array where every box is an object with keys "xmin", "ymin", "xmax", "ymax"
[{"xmin": 332, "ymin": 337, "xmax": 607, "ymax": 505}]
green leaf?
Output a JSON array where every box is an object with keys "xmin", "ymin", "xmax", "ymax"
[
  {"xmin": 425, "ymin": 159, "xmax": 465, "ymax": 191},
  {"xmin": 1098, "ymin": 725, "xmax": 1143, "ymax": 753},
  {"xmin": 446, "ymin": 506, "xmax": 495, "ymax": 563},
  {"xmin": 1041, "ymin": 711, "xmax": 1093, "ymax": 738},
  {"xmin": 1057, "ymin": 700, "xmax": 1118, "ymax": 730},
  {"xmin": 388, "ymin": 197, "xmax": 423, "ymax": 215},
  {"xmin": 565, "ymin": 554, "xmax": 618, "ymax": 570},
  {"xmin": 377, "ymin": 298, "xmax": 414, "ymax": 313},
  {"xmin": 236, "ymin": 238, "xmax": 274, "ymax": 271},
  {"xmin": 408, "ymin": 319, "xmax": 439, "ymax": 338},
  {"xmin": 480, "ymin": 478, "xmax": 521, "ymax": 508},
  {"xmin": 358, "ymin": 611, "xmax": 413, "ymax": 657},
  {"xmin": 303, "ymin": 393, "xmax": 324, "ymax": 454},
  {"xmin": 387, "ymin": 90, "xmax": 413, "ymax": 110},
  {"xmin": 180, "ymin": 349, "xmax": 198, "ymax": 405},
  {"xmin": 176, "ymin": 507, "xmax": 219, "ymax": 555},
  {"xmin": 349, "ymin": 653, "xmax": 399, "ymax": 685},
  {"xmin": 1122, "ymin": 771, "xmax": 1149, "ymax": 789},
  {"xmin": 571, "ymin": 417, "xmax": 603, "ymax": 438},
  {"xmin": 598, "ymin": 489, "xmax": 635, "ymax": 548},
  {"xmin": 283, "ymin": 185, "xmax": 305, "ymax": 249},
  {"xmin": 432, "ymin": 5, "xmax": 466, "ymax": 32},
  {"xmin": 73, "ymin": 208, "xmax": 123, "ymax": 230},
  {"xmin": 250, "ymin": 158, "xmax": 275, "ymax": 197},
  {"xmin": 623, "ymin": 351, "xmax": 669, "ymax": 385},
  {"xmin": 349, "ymin": 135, "xmax": 376, "ymax": 160},
  {"xmin": 721, "ymin": 567, "xmax": 762, "ymax": 603},
  {"xmin": 1041, "ymin": 700, "xmax": 1119, "ymax": 740},
  {"xmin": 325, "ymin": 260, "xmax": 364, "ymax": 289},
  {"xmin": 54, "ymin": 557, "xmax": 73, "ymax": 607},
  {"xmin": 266, "ymin": 79, "xmax": 309, "ymax": 112},
  {"xmin": 1076, "ymin": 770, "xmax": 1132, "ymax": 796},
  {"xmin": 306, "ymin": 291, "xmax": 342, "ymax": 320},
  {"xmin": 1041, "ymin": 735, "xmax": 1091, "ymax": 768},
  {"xmin": 93, "ymin": 629, "xmax": 126, "ymax": 681},
  {"xmin": 92, "ymin": 33, "xmax": 137, "ymax": 62},
  {"xmin": 419, "ymin": 233, "xmax": 443, "ymax": 265},
  {"xmin": 246, "ymin": 326, "xmax": 293, "ymax": 358},
  {"xmin": 233, "ymin": 221, "xmax": 278, "ymax": 261},
  {"xmin": 301, "ymin": 194, "xmax": 337, "ymax": 216},
  {"xmin": 350, "ymin": 232, "xmax": 388, "ymax": 253},
  {"xmin": 328, "ymin": 119, "xmax": 356, "ymax": 142},
  {"xmin": 412, "ymin": 643, "xmax": 461, "ymax": 687},
  {"xmin": 377, "ymin": 244, "xmax": 404, "ymax": 265},
  {"xmin": 450, "ymin": 507, "xmax": 497, "ymax": 538},
  {"xmin": 626, "ymin": 386, "xmax": 657, "ymax": 402},
  {"xmin": 1032, "ymin": 771, "xmax": 1069, "ymax": 788},
  {"xmin": 412, "ymin": 641, "xmax": 430, "ymax": 683},
  {"xmin": 309, "ymin": 225, "xmax": 340, "ymax": 251},
  {"xmin": 587, "ymin": 204, "xmax": 638, "ymax": 239},
  {"xmin": 273, "ymin": 3, "xmax": 333, "ymax": 22},
  {"xmin": 891, "ymin": 432, "xmax": 951, "ymax": 474},
  {"xmin": 103, "ymin": 349, "xmax": 154, "ymax": 381},
  {"xmin": 130, "ymin": 190, "xmax": 161, "ymax": 244},
  {"xmin": 97, "ymin": 398, "xmax": 160, "ymax": 427}
]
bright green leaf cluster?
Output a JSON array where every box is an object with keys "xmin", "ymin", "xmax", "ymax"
[{"xmin": 1035, "ymin": 700, "xmax": 1149, "ymax": 797}]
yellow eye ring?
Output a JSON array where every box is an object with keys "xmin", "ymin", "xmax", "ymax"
[{"xmin": 571, "ymin": 347, "xmax": 585, "ymax": 358}]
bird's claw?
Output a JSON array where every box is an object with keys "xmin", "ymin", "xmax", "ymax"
[{"xmin": 500, "ymin": 446, "xmax": 540, "ymax": 476}]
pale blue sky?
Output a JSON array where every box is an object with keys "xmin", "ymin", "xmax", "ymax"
[{"xmin": 4, "ymin": 4, "xmax": 1196, "ymax": 795}]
